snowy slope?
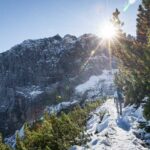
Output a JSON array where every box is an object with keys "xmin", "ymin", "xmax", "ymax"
[
  {"xmin": 70, "ymin": 99, "xmax": 149, "ymax": 150},
  {"xmin": 75, "ymin": 70, "xmax": 117, "ymax": 99}
]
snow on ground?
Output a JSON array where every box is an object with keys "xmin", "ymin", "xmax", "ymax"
[
  {"xmin": 70, "ymin": 99, "xmax": 149, "ymax": 150},
  {"xmin": 75, "ymin": 70, "xmax": 117, "ymax": 98},
  {"xmin": 75, "ymin": 70, "xmax": 115, "ymax": 94},
  {"xmin": 16, "ymin": 85, "xmax": 44, "ymax": 99},
  {"xmin": 45, "ymin": 100, "xmax": 79, "ymax": 114},
  {"xmin": 5, "ymin": 125, "xmax": 25, "ymax": 148},
  {"xmin": 30, "ymin": 90, "xmax": 43, "ymax": 98}
]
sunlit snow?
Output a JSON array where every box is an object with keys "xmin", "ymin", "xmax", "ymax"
[
  {"xmin": 75, "ymin": 70, "xmax": 117, "ymax": 97},
  {"xmin": 70, "ymin": 99, "xmax": 149, "ymax": 150}
]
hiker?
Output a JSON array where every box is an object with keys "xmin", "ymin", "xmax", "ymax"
[
  {"xmin": 114, "ymin": 87, "xmax": 124, "ymax": 115},
  {"xmin": 114, "ymin": 91, "xmax": 118, "ymax": 103}
]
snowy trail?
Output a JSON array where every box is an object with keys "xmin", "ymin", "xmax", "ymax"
[
  {"xmin": 99, "ymin": 99, "xmax": 147, "ymax": 150},
  {"xmin": 71, "ymin": 99, "xmax": 148, "ymax": 150}
]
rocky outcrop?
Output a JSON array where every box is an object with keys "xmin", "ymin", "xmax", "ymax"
[{"xmin": 0, "ymin": 34, "xmax": 117, "ymax": 136}]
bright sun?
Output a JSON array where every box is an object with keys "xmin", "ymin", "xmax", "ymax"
[{"xmin": 100, "ymin": 23, "xmax": 117, "ymax": 40}]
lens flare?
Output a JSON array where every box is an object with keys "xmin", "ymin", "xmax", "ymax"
[
  {"xmin": 123, "ymin": 0, "xmax": 137, "ymax": 12},
  {"xmin": 101, "ymin": 23, "xmax": 117, "ymax": 39}
]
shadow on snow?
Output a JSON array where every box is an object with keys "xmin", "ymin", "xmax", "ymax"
[{"xmin": 116, "ymin": 116, "xmax": 130, "ymax": 131}]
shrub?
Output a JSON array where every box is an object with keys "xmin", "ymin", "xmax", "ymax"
[{"xmin": 15, "ymin": 100, "xmax": 103, "ymax": 150}]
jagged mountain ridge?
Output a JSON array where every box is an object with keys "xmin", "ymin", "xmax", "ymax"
[{"xmin": 0, "ymin": 34, "xmax": 116, "ymax": 136}]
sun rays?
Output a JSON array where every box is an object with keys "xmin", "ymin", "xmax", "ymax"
[
  {"xmin": 78, "ymin": 20, "xmax": 124, "ymax": 75},
  {"xmin": 101, "ymin": 23, "xmax": 117, "ymax": 40}
]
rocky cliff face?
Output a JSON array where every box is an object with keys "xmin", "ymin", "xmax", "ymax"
[{"xmin": 0, "ymin": 34, "xmax": 117, "ymax": 136}]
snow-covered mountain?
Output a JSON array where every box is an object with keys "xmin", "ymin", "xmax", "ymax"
[{"xmin": 0, "ymin": 34, "xmax": 117, "ymax": 137}]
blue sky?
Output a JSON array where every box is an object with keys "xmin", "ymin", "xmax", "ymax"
[{"xmin": 0, "ymin": 0, "xmax": 140, "ymax": 52}]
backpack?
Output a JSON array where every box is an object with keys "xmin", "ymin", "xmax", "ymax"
[{"xmin": 117, "ymin": 90, "xmax": 123, "ymax": 101}]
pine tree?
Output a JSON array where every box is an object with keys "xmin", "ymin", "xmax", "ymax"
[
  {"xmin": 0, "ymin": 134, "xmax": 10, "ymax": 150},
  {"xmin": 14, "ymin": 100, "xmax": 103, "ymax": 150},
  {"xmin": 111, "ymin": 7, "xmax": 150, "ymax": 107},
  {"xmin": 136, "ymin": 0, "xmax": 150, "ymax": 43},
  {"xmin": 147, "ymin": 29, "xmax": 150, "ymax": 47},
  {"xmin": 136, "ymin": 5, "xmax": 147, "ymax": 43},
  {"xmin": 111, "ymin": 8, "xmax": 124, "ymax": 38},
  {"xmin": 16, "ymin": 133, "xmax": 27, "ymax": 150}
]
